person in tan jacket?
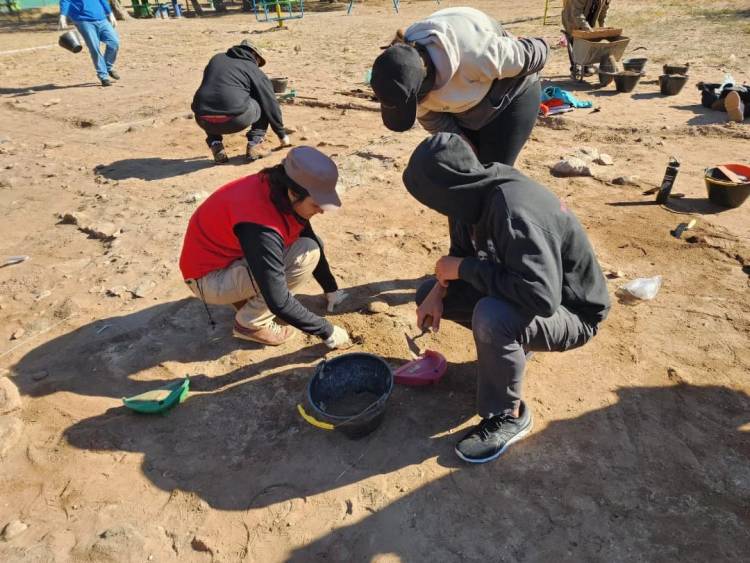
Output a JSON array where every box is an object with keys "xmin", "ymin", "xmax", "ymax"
[{"xmin": 561, "ymin": 0, "xmax": 612, "ymax": 78}]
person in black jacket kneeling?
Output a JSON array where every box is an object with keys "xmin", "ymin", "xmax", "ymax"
[
  {"xmin": 404, "ymin": 133, "xmax": 611, "ymax": 464},
  {"xmin": 192, "ymin": 40, "xmax": 291, "ymax": 164}
]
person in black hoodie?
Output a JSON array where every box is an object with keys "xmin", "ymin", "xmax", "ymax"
[
  {"xmin": 192, "ymin": 40, "xmax": 291, "ymax": 164},
  {"xmin": 403, "ymin": 133, "xmax": 611, "ymax": 464}
]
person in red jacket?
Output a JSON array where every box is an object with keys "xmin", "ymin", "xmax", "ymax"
[{"xmin": 179, "ymin": 146, "xmax": 351, "ymax": 348}]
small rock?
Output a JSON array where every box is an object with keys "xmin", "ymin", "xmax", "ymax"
[
  {"xmin": 551, "ymin": 157, "xmax": 592, "ymax": 178},
  {"xmin": 10, "ymin": 328, "xmax": 25, "ymax": 340},
  {"xmin": 191, "ymin": 536, "xmax": 213, "ymax": 554},
  {"xmin": 0, "ymin": 415, "xmax": 23, "ymax": 457},
  {"xmin": 0, "ymin": 378, "xmax": 21, "ymax": 414},
  {"xmin": 131, "ymin": 281, "xmax": 155, "ymax": 298},
  {"xmin": 612, "ymin": 175, "xmax": 640, "ymax": 187},
  {"xmin": 182, "ymin": 191, "xmax": 208, "ymax": 204},
  {"xmin": 604, "ymin": 269, "xmax": 624, "ymax": 279},
  {"xmin": 594, "ymin": 153, "xmax": 614, "ymax": 166},
  {"xmin": 367, "ymin": 301, "xmax": 390, "ymax": 314},
  {"xmin": 0, "ymin": 177, "xmax": 16, "ymax": 189},
  {"xmin": 42, "ymin": 99, "xmax": 61, "ymax": 108},
  {"xmin": 1, "ymin": 519, "xmax": 27, "ymax": 541},
  {"xmin": 345, "ymin": 499, "xmax": 353, "ymax": 515},
  {"xmin": 106, "ymin": 286, "xmax": 128, "ymax": 297},
  {"xmin": 43, "ymin": 141, "xmax": 63, "ymax": 149},
  {"xmin": 576, "ymin": 146, "xmax": 600, "ymax": 160},
  {"xmin": 92, "ymin": 525, "xmax": 145, "ymax": 558}
]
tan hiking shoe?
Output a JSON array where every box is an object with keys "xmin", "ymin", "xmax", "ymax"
[
  {"xmin": 233, "ymin": 320, "xmax": 295, "ymax": 346},
  {"xmin": 211, "ymin": 142, "xmax": 229, "ymax": 164},
  {"xmin": 725, "ymin": 91, "xmax": 745, "ymax": 123}
]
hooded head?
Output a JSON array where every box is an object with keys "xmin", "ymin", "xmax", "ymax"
[
  {"xmin": 403, "ymin": 133, "xmax": 503, "ymax": 224},
  {"xmin": 371, "ymin": 43, "xmax": 426, "ymax": 132},
  {"xmin": 227, "ymin": 40, "xmax": 266, "ymax": 67}
]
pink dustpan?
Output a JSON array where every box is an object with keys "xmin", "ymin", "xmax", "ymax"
[{"xmin": 394, "ymin": 350, "xmax": 447, "ymax": 386}]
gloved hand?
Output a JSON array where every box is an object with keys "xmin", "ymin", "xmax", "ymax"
[
  {"xmin": 279, "ymin": 135, "xmax": 292, "ymax": 148},
  {"xmin": 324, "ymin": 325, "xmax": 352, "ymax": 350},
  {"xmin": 108, "ymin": 13, "xmax": 117, "ymax": 27},
  {"xmin": 325, "ymin": 289, "xmax": 348, "ymax": 313},
  {"xmin": 58, "ymin": 15, "xmax": 69, "ymax": 29}
]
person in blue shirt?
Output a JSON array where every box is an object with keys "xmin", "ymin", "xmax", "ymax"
[{"xmin": 59, "ymin": 0, "xmax": 120, "ymax": 87}]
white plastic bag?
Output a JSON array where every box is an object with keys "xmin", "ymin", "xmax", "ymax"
[{"xmin": 617, "ymin": 276, "xmax": 662, "ymax": 302}]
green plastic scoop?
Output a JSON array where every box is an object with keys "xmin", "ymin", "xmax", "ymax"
[{"xmin": 122, "ymin": 377, "xmax": 189, "ymax": 414}]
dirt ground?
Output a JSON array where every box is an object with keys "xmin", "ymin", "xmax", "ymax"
[{"xmin": 1, "ymin": 1, "xmax": 749, "ymax": 561}]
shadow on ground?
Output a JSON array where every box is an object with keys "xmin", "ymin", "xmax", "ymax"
[
  {"xmin": 284, "ymin": 384, "xmax": 750, "ymax": 561},
  {"xmin": 11, "ymin": 275, "xmax": 425, "ymax": 400},
  {"xmin": 95, "ymin": 157, "xmax": 219, "ymax": 180},
  {"xmin": 0, "ymin": 83, "xmax": 99, "ymax": 96},
  {"xmin": 62, "ymin": 380, "xmax": 750, "ymax": 560}
]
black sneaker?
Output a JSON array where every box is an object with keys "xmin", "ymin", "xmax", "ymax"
[
  {"xmin": 455, "ymin": 402, "xmax": 533, "ymax": 464},
  {"xmin": 100, "ymin": 78, "xmax": 112, "ymax": 87},
  {"xmin": 108, "ymin": 69, "xmax": 120, "ymax": 80}
]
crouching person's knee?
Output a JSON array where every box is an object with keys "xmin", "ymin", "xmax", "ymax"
[
  {"xmin": 288, "ymin": 237, "xmax": 320, "ymax": 276},
  {"xmin": 472, "ymin": 297, "xmax": 525, "ymax": 345}
]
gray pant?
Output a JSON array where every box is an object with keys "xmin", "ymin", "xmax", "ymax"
[
  {"xmin": 194, "ymin": 101, "xmax": 263, "ymax": 147},
  {"xmin": 416, "ymin": 279, "xmax": 597, "ymax": 418}
]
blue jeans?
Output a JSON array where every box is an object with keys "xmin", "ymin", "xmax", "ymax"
[
  {"xmin": 75, "ymin": 19, "xmax": 119, "ymax": 81},
  {"xmin": 416, "ymin": 279, "xmax": 597, "ymax": 418}
]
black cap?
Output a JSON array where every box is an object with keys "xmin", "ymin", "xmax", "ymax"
[{"xmin": 371, "ymin": 44, "xmax": 425, "ymax": 132}]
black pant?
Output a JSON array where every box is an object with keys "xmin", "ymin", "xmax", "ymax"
[
  {"xmin": 195, "ymin": 102, "xmax": 262, "ymax": 147},
  {"xmin": 460, "ymin": 79, "xmax": 541, "ymax": 167},
  {"xmin": 417, "ymin": 278, "xmax": 596, "ymax": 417}
]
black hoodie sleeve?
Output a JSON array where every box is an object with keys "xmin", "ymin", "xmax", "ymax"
[
  {"xmin": 253, "ymin": 72, "xmax": 286, "ymax": 140},
  {"xmin": 299, "ymin": 223, "xmax": 338, "ymax": 294},
  {"xmin": 234, "ymin": 222, "xmax": 334, "ymax": 339},
  {"xmin": 458, "ymin": 215, "xmax": 563, "ymax": 318},
  {"xmin": 448, "ymin": 218, "xmax": 475, "ymax": 258}
]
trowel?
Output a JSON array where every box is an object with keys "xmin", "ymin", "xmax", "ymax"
[{"xmin": 404, "ymin": 315, "xmax": 432, "ymax": 359}]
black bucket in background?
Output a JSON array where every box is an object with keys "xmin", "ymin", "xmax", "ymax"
[
  {"xmin": 59, "ymin": 30, "xmax": 83, "ymax": 54},
  {"xmin": 660, "ymin": 74, "xmax": 689, "ymax": 96},
  {"xmin": 271, "ymin": 77, "xmax": 288, "ymax": 94},
  {"xmin": 301, "ymin": 353, "xmax": 394, "ymax": 439}
]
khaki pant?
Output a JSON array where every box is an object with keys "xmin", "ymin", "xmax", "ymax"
[{"xmin": 186, "ymin": 237, "xmax": 320, "ymax": 330}]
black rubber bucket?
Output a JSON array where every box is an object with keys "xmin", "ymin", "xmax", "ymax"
[
  {"xmin": 59, "ymin": 30, "xmax": 83, "ymax": 54},
  {"xmin": 613, "ymin": 71, "xmax": 642, "ymax": 93},
  {"xmin": 660, "ymin": 74, "xmax": 689, "ymax": 96},
  {"xmin": 663, "ymin": 63, "xmax": 689, "ymax": 75},
  {"xmin": 298, "ymin": 353, "xmax": 393, "ymax": 439},
  {"xmin": 622, "ymin": 57, "xmax": 648, "ymax": 74},
  {"xmin": 271, "ymin": 77, "xmax": 288, "ymax": 94}
]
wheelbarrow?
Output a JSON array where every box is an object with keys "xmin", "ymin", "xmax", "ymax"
[{"xmin": 568, "ymin": 33, "xmax": 630, "ymax": 82}]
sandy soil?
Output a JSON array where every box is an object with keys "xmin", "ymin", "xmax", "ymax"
[{"xmin": 1, "ymin": 1, "xmax": 749, "ymax": 561}]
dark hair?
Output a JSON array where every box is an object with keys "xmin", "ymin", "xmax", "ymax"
[{"xmin": 262, "ymin": 164, "xmax": 310, "ymax": 216}]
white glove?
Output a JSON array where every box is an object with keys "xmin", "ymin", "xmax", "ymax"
[
  {"xmin": 58, "ymin": 15, "xmax": 69, "ymax": 29},
  {"xmin": 108, "ymin": 13, "xmax": 117, "ymax": 27},
  {"xmin": 326, "ymin": 289, "xmax": 348, "ymax": 313},
  {"xmin": 279, "ymin": 135, "xmax": 292, "ymax": 148},
  {"xmin": 324, "ymin": 325, "xmax": 352, "ymax": 350}
]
